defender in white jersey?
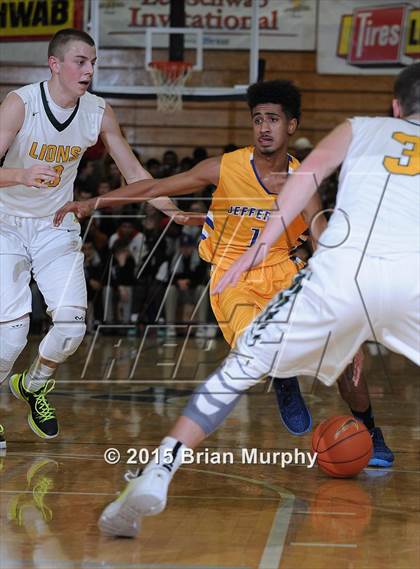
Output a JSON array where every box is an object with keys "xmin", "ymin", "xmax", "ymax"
[
  {"xmin": 98, "ymin": 63, "xmax": 419, "ymax": 537},
  {"xmin": 0, "ymin": 29, "xmax": 197, "ymax": 447}
]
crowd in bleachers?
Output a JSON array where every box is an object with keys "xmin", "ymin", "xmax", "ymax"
[{"xmin": 30, "ymin": 139, "xmax": 339, "ymax": 337}]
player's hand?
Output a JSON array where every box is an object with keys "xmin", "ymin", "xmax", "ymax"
[
  {"xmin": 21, "ymin": 165, "xmax": 58, "ymax": 188},
  {"xmin": 172, "ymin": 211, "xmax": 206, "ymax": 226},
  {"xmin": 53, "ymin": 200, "xmax": 94, "ymax": 226},
  {"xmin": 212, "ymin": 249, "xmax": 257, "ymax": 295}
]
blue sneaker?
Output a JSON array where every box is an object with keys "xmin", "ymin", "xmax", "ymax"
[
  {"xmin": 369, "ymin": 427, "xmax": 394, "ymax": 467},
  {"xmin": 272, "ymin": 377, "xmax": 312, "ymax": 435}
]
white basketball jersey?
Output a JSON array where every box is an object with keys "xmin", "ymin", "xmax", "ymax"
[
  {"xmin": 0, "ymin": 81, "xmax": 105, "ymax": 217},
  {"xmin": 320, "ymin": 117, "xmax": 420, "ymax": 255}
]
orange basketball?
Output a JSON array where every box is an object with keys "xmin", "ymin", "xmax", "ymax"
[{"xmin": 311, "ymin": 415, "xmax": 372, "ymax": 478}]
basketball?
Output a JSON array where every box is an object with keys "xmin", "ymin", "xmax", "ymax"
[{"xmin": 312, "ymin": 415, "xmax": 373, "ymax": 478}]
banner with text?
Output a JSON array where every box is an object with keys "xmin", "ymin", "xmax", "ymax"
[
  {"xmin": 0, "ymin": 0, "xmax": 83, "ymax": 63},
  {"xmin": 317, "ymin": 0, "xmax": 420, "ymax": 74},
  {"xmin": 98, "ymin": 0, "xmax": 316, "ymax": 51}
]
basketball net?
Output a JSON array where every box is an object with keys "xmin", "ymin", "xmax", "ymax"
[{"xmin": 148, "ymin": 61, "xmax": 193, "ymax": 113}]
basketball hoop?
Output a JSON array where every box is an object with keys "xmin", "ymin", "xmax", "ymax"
[{"xmin": 148, "ymin": 61, "xmax": 193, "ymax": 113}]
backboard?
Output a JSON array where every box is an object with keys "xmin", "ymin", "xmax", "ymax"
[{"xmin": 89, "ymin": 0, "xmax": 261, "ymax": 99}]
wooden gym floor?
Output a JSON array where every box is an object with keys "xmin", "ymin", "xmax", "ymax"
[{"xmin": 0, "ymin": 332, "xmax": 419, "ymax": 569}]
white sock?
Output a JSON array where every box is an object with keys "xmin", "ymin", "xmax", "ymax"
[
  {"xmin": 144, "ymin": 436, "xmax": 188, "ymax": 478},
  {"xmin": 24, "ymin": 360, "xmax": 55, "ymax": 392}
]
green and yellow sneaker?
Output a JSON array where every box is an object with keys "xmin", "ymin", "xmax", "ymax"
[
  {"xmin": 9, "ymin": 372, "xmax": 58, "ymax": 439},
  {"xmin": 0, "ymin": 423, "xmax": 6, "ymax": 450}
]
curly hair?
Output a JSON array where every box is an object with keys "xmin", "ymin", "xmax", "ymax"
[{"xmin": 246, "ymin": 80, "xmax": 301, "ymax": 124}]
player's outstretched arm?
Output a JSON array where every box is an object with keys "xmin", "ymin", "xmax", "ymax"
[
  {"xmin": 0, "ymin": 93, "xmax": 57, "ymax": 188},
  {"xmin": 54, "ymin": 103, "xmax": 220, "ymax": 225},
  {"xmin": 213, "ymin": 121, "xmax": 353, "ymax": 294},
  {"xmin": 88, "ymin": 150, "xmax": 220, "ymax": 210},
  {"xmin": 54, "ymin": 147, "xmax": 221, "ymax": 225},
  {"xmin": 99, "ymin": 103, "xmax": 218, "ymax": 224}
]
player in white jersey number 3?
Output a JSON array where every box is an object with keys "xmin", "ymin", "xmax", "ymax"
[
  {"xmin": 98, "ymin": 63, "xmax": 420, "ymax": 538},
  {"xmin": 0, "ymin": 29, "xmax": 196, "ymax": 448}
]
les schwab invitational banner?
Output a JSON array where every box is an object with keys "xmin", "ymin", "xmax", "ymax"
[
  {"xmin": 317, "ymin": 0, "xmax": 420, "ymax": 74},
  {"xmin": 0, "ymin": 0, "xmax": 83, "ymax": 63},
  {"xmin": 98, "ymin": 0, "xmax": 316, "ymax": 51}
]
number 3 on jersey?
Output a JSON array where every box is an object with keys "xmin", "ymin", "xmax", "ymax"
[
  {"xmin": 48, "ymin": 165, "xmax": 64, "ymax": 188},
  {"xmin": 383, "ymin": 132, "xmax": 420, "ymax": 175}
]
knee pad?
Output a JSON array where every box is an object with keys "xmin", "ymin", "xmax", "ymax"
[
  {"xmin": 39, "ymin": 306, "xmax": 86, "ymax": 364},
  {"xmin": 0, "ymin": 316, "xmax": 29, "ymax": 382},
  {"xmin": 183, "ymin": 353, "xmax": 264, "ymax": 435}
]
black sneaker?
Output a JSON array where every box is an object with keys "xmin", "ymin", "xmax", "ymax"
[{"xmin": 9, "ymin": 372, "xmax": 59, "ymax": 439}]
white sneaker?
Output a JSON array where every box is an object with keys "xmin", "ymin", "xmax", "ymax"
[
  {"xmin": 98, "ymin": 488, "xmax": 142, "ymax": 537},
  {"xmin": 98, "ymin": 467, "xmax": 170, "ymax": 538}
]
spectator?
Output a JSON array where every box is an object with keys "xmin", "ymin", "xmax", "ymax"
[
  {"xmin": 192, "ymin": 146, "xmax": 208, "ymax": 165},
  {"xmin": 182, "ymin": 201, "xmax": 207, "ymax": 241},
  {"xmin": 103, "ymin": 159, "xmax": 122, "ymax": 189},
  {"xmin": 97, "ymin": 179, "xmax": 112, "ymax": 197},
  {"xmin": 141, "ymin": 201, "xmax": 161, "ymax": 220},
  {"xmin": 84, "ymin": 137, "xmax": 106, "ymax": 161},
  {"xmin": 104, "ymin": 241, "xmax": 136, "ymax": 324},
  {"xmin": 109, "ymin": 221, "xmax": 146, "ymax": 268},
  {"xmin": 161, "ymin": 150, "xmax": 179, "ymax": 177},
  {"xmin": 164, "ymin": 234, "xmax": 210, "ymax": 337},
  {"xmin": 76, "ymin": 157, "xmax": 97, "ymax": 194},
  {"xmin": 163, "ymin": 222, "xmax": 182, "ymax": 258},
  {"xmin": 292, "ymin": 136, "xmax": 313, "ymax": 162},
  {"xmin": 146, "ymin": 158, "xmax": 161, "ymax": 178},
  {"xmin": 178, "ymin": 157, "xmax": 194, "ymax": 172},
  {"xmin": 318, "ymin": 169, "xmax": 340, "ymax": 211},
  {"xmin": 82, "ymin": 241, "xmax": 104, "ymax": 332},
  {"xmin": 131, "ymin": 215, "xmax": 169, "ymax": 327},
  {"xmin": 94, "ymin": 179, "xmax": 121, "ymax": 237},
  {"xmin": 86, "ymin": 218, "xmax": 109, "ymax": 263},
  {"xmin": 79, "ymin": 188, "xmax": 94, "ymax": 202}
]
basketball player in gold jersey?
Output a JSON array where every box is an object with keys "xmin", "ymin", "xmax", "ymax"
[{"xmin": 55, "ymin": 81, "xmax": 393, "ymax": 462}]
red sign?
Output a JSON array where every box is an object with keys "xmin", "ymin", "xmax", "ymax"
[{"xmin": 349, "ymin": 5, "xmax": 408, "ymax": 65}]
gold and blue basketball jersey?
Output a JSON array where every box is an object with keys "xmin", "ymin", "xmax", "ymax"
[
  {"xmin": 1, "ymin": 81, "xmax": 105, "ymax": 217},
  {"xmin": 199, "ymin": 146, "xmax": 307, "ymax": 269}
]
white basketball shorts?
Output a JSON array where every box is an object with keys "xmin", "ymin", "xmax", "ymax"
[
  {"xmin": 231, "ymin": 247, "xmax": 420, "ymax": 386},
  {"xmin": 0, "ymin": 212, "xmax": 87, "ymax": 321}
]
